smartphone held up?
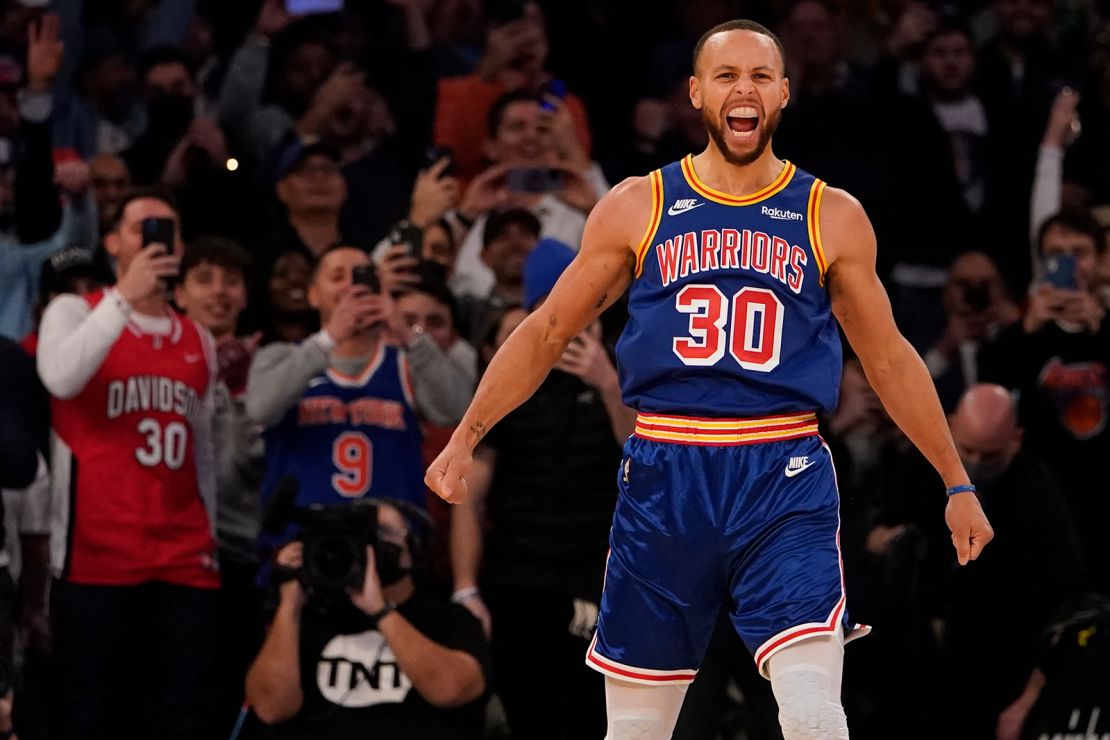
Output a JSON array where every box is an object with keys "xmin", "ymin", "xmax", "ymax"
[
  {"xmin": 351, "ymin": 263, "xmax": 380, "ymax": 294},
  {"xmin": 1042, "ymin": 254, "xmax": 1079, "ymax": 291}
]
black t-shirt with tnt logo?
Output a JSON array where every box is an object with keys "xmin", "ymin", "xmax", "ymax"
[{"xmin": 273, "ymin": 591, "xmax": 491, "ymax": 740}]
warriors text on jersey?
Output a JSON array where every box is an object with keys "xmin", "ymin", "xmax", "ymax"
[
  {"xmin": 49, "ymin": 291, "xmax": 218, "ymax": 588},
  {"xmin": 616, "ymin": 155, "xmax": 842, "ymax": 418}
]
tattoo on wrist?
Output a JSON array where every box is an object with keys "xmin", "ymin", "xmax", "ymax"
[
  {"xmin": 469, "ymin": 421, "xmax": 486, "ymax": 441},
  {"xmin": 594, "ymin": 292, "xmax": 607, "ymax": 309}
]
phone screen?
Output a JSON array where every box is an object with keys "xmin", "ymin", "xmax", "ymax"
[
  {"xmin": 286, "ymin": 0, "xmax": 344, "ymax": 14},
  {"xmin": 505, "ymin": 167, "xmax": 565, "ymax": 194},
  {"xmin": 351, "ymin": 264, "xmax": 380, "ymax": 293},
  {"xmin": 390, "ymin": 223, "xmax": 424, "ymax": 260},
  {"xmin": 1042, "ymin": 254, "xmax": 1078, "ymax": 290},
  {"xmin": 141, "ymin": 217, "xmax": 176, "ymax": 249},
  {"xmin": 540, "ymin": 79, "xmax": 566, "ymax": 112},
  {"xmin": 422, "ymin": 145, "xmax": 453, "ymax": 177}
]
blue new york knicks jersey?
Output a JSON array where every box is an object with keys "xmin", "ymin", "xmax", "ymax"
[
  {"xmin": 616, "ymin": 155, "xmax": 842, "ymax": 416},
  {"xmin": 261, "ymin": 343, "xmax": 425, "ymax": 516}
]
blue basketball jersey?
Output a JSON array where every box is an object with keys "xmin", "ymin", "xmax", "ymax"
[
  {"xmin": 260, "ymin": 343, "xmax": 425, "ymax": 516},
  {"xmin": 615, "ymin": 155, "xmax": 842, "ymax": 417}
]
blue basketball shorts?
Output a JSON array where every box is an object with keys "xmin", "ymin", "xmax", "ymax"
[{"xmin": 585, "ymin": 411, "xmax": 870, "ymax": 684}]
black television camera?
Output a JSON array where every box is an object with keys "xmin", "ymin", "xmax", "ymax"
[{"xmin": 263, "ymin": 477, "xmax": 431, "ymax": 599}]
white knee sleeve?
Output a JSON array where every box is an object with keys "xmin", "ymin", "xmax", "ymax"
[
  {"xmin": 604, "ymin": 678, "xmax": 688, "ymax": 740},
  {"xmin": 768, "ymin": 634, "xmax": 849, "ymax": 740}
]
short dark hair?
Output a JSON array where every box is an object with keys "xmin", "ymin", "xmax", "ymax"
[
  {"xmin": 487, "ymin": 90, "xmax": 544, "ymax": 139},
  {"xmin": 110, "ymin": 187, "xmax": 179, "ymax": 230},
  {"xmin": 409, "ymin": 267, "xmax": 462, "ymax": 333},
  {"xmin": 310, "ymin": 243, "xmax": 366, "ymax": 280},
  {"xmin": 181, "ymin": 236, "xmax": 252, "ymax": 279},
  {"xmin": 483, "ymin": 208, "xmax": 542, "ymax": 248},
  {"xmin": 1037, "ymin": 209, "xmax": 1106, "ymax": 255},
  {"xmin": 136, "ymin": 45, "xmax": 195, "ymax": 85},
  {"xmin": 692, "ymin": 19, "xmax": 786, "ymax": 75}
]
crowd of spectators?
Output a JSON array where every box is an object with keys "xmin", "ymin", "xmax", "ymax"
[{"xmin": 0, "ymin": 0, "xmax": 1108, "ymax": 738}]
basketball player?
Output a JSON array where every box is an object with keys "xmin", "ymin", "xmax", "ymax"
[
  {"xmin": 37, "ymin": 190, "xmax": 219, "ymax": 740},
  {"xmin": 427, "ymin": 20, "xmax": 994, "ymax": 740}
]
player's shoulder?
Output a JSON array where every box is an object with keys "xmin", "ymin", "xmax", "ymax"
[
  {"xmin": 816, "ymin": 185, "xmax": 875, "ymax": 265},
  {"xmin": 817, "ymin": 185, "xmax": 868, "ymax": 227},
  {"xmin": 588, "ymin": 175, "xmax": 655, "ymax": 241}
]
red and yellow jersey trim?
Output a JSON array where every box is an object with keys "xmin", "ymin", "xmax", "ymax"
[
  {"xmin": 680, "ymin": 155, "xmax": 796, "ymax": 206},
  {"xmin": 633, "ymin": 169, "xmax": 664, "ymax": 278},
  {"xmin": 807, "ymin": 179, "xmax": 829, "ymax": 286},
  {"xmin": 633, "ymin": 411, "xmax": 819, "ymax": 446}
]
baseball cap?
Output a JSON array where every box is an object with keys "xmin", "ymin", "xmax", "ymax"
[
  {"xmin": 482, "ymin": 207, "xmax": 541, "ymax": 249},
  {"xmin": 39, "ymin": 248, "xmax": 110, "ymax": 300},
  {"xmin": 273, "ymin": 137, "xmax": 342, "ymax": 181},
  {"xmin": 523, "ymin": 238, "xmax": 575, "ymax": 310}
]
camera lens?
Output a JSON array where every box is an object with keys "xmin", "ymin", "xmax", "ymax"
[{"xmin": 305, "ymin": 534, "xmax": 359, "ymax": 589}]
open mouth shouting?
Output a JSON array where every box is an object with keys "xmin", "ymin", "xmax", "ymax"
[{"xmin": 725, "ymin": 105, "xmax": 760, "ymax": 139}]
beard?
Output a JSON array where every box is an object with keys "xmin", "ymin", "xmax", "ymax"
[{"xmin": 703, "ymin": 104, "xmax": 781, "ymax": 166}]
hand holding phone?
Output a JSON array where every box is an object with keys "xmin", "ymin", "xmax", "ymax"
[
  {"xmin": 422, "ymin": 146, "xmax": 454, "ymax": 178},
  {"xmin": 116, "ymin": 240, "xmax": 180, "ymax": 304},
  {"xmin": 505, "ymin": 166, "xmax": 565, "ymax": 194}
]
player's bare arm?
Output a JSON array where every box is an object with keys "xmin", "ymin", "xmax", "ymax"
[
  {"xmin": 821, "ymin": 187, "xmax": 993, "ymax": 565},
  {"xmin": 425, "ymin": 176, "xmax": 651, "ymax": 503}
]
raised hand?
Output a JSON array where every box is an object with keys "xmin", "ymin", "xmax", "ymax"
[
  {"xmin": 409, "ymin": 158, "xmax": 461, "ymax": 228},
  {"xmin": 323, "ymin": 285, "xmax": 381, "ymax": 342},
  {"xmin": 255, "ymin": 0, "xmax": 298, "ymax": 38},
  {"xmin": 1043, "ymin": 87, "xmax": 1081, "ymax": 149},
  {"xmin": 377, "ymin": 245, "xmax": 421, "ymax": 295},
  {"xmin": 555, "ymin": 331, "xmax": 617, "ymax": 391},
  {"xmin": 54, "ymin": 159, "xmax": 91, "ymax": 198},
  {"xmin": 26, "ymin": 13, "xmax": 63, "ymax": 92},
  {"xmin": 188, "ymin": 118, "xmax": 229, "ymax": 164},
  {"xmin": 116, "ymin": 244, "xmax": 181, "ymax": 304}
]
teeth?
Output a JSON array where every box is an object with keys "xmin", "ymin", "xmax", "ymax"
[{"xmin": 728, "ymin": 106, "xmax": 758, "ymax": 119}]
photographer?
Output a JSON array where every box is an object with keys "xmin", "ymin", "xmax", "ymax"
[
  {"xmin": 245, "ymin": 500, "xmax": 489, "ymax": 739},
  {"xmin": 923, "ymin": 252, "xmax": 1018, "ymax": 411}
]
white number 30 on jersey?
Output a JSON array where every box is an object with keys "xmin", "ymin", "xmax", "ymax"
[
  {"xmin": 672, "ymin": 284, "xmax": 784, "ymax": 372},
  {"xmin": 135, "ymin": 418, "xmax": 188, "ymax": 469}
]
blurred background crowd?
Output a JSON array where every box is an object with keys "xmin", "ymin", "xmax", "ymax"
[{"xmin": 0, "ymin": 0, "xmax": 1108, "ymax": 738}]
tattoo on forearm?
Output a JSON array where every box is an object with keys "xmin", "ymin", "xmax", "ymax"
[
  {"xmin": 594, "ymin": 292, "xmax": 608, "ymax": 309},
  {"xmin": 469, "ymin": 421, "xmax": 486, "ymax": 441}
]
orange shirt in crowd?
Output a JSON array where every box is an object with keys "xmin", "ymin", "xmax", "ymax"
[{"xmin": 434, "ymin": 74, "xmax": 593, "ymax": 185}]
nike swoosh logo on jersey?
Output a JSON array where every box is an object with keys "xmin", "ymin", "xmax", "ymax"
[
  {"xmin": 307, "ymin": 377, "xmax": 330, "ymax": 388},
  {"xmin": 183, "ymin": 354, "xmax": 202, "ymax": 363},
  {"xmin": 784, "ymin": 458, "xmax": 817, "ymax": 477},
  {"xmin": 667, "ymin": 199, "xmax": 705, "ymax": 216}
]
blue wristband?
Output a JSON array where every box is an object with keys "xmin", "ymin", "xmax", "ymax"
[{"xmin": 946, "ymin": 484, "xmax": 976, "ymax": 497}]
